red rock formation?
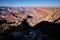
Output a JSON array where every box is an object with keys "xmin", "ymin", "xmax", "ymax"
[{"xmin": 0, "ymin": 7, "xmax": 60, "ymax": 26}]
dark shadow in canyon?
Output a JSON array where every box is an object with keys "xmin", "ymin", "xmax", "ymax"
[{"xmin": 0, "ymin": 19, "xmax": 60, "ymax": 40}]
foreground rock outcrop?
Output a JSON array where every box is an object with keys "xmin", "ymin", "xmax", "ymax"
[{"xmin": 0, "ymin": 19, "xmax": 60, "ymax": 40}]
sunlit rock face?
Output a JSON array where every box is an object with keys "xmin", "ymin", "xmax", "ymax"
[{"xmin": 0, "ymin": 7, "xmax": 60, "ymax": 26}]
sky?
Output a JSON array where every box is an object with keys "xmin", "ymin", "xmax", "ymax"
[{"xmin": 0, "ymin": 0, "xmax": 60, "ymax": 7}]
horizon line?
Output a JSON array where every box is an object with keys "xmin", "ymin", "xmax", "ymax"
[{"xmin": 0, "ymin": 6, "xmax": 60, "ymax": 8}]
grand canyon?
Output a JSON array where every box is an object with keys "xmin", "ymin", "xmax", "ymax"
[
  {"xmin": 0, "ymin": 7, "xmax": 60, "ymax": 26},
  {"xmin": 0, "ymin": 7, "xmax": 60, "ymax": 40}
]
